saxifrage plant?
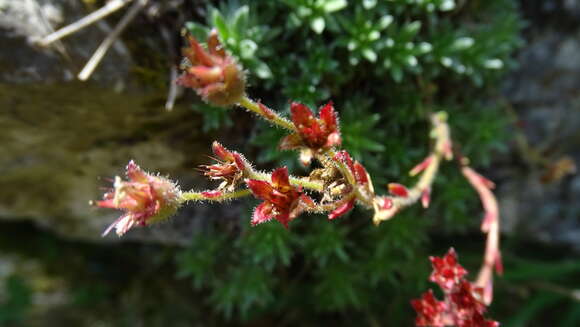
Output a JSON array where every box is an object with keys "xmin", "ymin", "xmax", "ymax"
[{"xmin": 93, "ymin": 27, "xmax": 504, "ymax": 326}]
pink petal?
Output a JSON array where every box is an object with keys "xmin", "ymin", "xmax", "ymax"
[
  {"xmin": 232, "ymin": 153, "xmax": 246, "ymax": 171},
  {"xmin": 251, "ymin": 202, "xmax": 274, "ymax": 226},
  {"xmin": 271, "ymin": 167, "xmax": 291, "ymax": 189},
  {"xmin": 247, "ymin": 179, "xmax": 274, "ymax": 200},
  {"xmin": 326, "ymin": 131, "xmax": 342, "ymax": 147},
  {"xmin": 187, "ymin": 35, "xmax": 214, "ymax": 66},
  {"xmin": 328, "ymin": 199, "xmax": 355, "ymax": 220},
  {"xmin": 319, "ymin": 101, "xmax": 337, "ymax": 130},
  {"xmin": 212, "ymin": 141, "xmax": 233, "ymax": 161},
  {"xmin": 189, "ymin": 66, "xmax": 222, "ymax": 84},
  {"xmin": 126, "ymin": 160, "xmax": 147, "ymax": 182},
  {"xmin": 290, "ymin": 102, "xmax": 315, "ymax": 127},
  {"xmin": 353, "ymin": 162, "xmax": 369, "ymax": 185}
]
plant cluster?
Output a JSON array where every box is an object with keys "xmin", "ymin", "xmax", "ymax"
[{"xmin": 94, "ymin": 11, "xmax": 506, "ymax": 323}]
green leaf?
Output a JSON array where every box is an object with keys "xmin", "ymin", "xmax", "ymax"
[
  {"xmin": 239, "ymin": 39, "xmax": 258, "ymax": 58},
  {"xmin": 505, "ymin": 292, "xmax": 562, "ymax": 327},
  {"xmin": 378, "ymin": 15, "xmax": 393, "ymax": 30},
  {"xmin": 212, "ymin": 9, "xmax": 230, "ymax": 40},
  {"xmin": 362, "ymin": 48, "xmax": 377, "ymax": 62},
  {"xmin": 311, "ymin": 16, "xmax": 326, "ymax": 34},
  {"xmin": 232, "ymin": 5, "xmax": 249, "ymax": 32},
  {"xmin": 391, "ymin": 65, "xmax": 403, "ymax": 82},
  {"xmin": 363, "ymin": 0, "xmax": 377, "ymax": 9},
  {"xmin": 322, "ymin": 0, "xmax": 348, "ymax": 13}
]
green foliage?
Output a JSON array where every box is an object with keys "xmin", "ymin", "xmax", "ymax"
[
  {"xmin": 0, "ymin": 276, "xmax": 32, "ymax": 325},
  {"xmin": 178, "ymin": 0, "xmax": 524, "ymax": 324},
  {"xmin": 492, "ymin": 251, "xmax": 580, "ymax": 327},
  {"xmin": 190, "ymin": 102, "xmax": 233, "ymax": 132}
]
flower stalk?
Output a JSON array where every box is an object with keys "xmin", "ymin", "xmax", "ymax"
[
  {"xmin": 237, "ymin": 96, "xmax": 296, "ymax": 131},
  {"xmin": 373, "ymin": 111, "xmax": 452, "ymax": 224},
  {"xmin": 180, "ymin": 189, "xmax": 253, "ymax": 202}
]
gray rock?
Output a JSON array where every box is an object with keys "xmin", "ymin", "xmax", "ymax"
[
  {"xmin": 501, "ymin": 23, "xmax": 580, "ymax": 251},
  {"xmin": 0, "ymin": 0, "xmax": 132, "ymax": 83}
]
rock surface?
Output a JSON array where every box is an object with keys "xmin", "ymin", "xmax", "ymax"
[
  {"xmin": 0, "ymin": 0, "xmax": 247, "ymax": 245},
  {"xmin": 500, "ymin": 1, "xmax": 580, "ymax": 251}
]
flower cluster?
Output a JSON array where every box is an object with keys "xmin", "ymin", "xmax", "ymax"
[
  {"xmin": 95, "ymin": 161, "xmax": 181, "ymax": 236},
  {"xmin": 411, "ymin": 249, "xmax": 499, "ymax": 327},
  {"xmin": 177, "ymin": 30, "xmax": 245, "ymax": 106},
  {"xmin": 94, "ymin": 29, "xmax": 503, "ymax": 326}
]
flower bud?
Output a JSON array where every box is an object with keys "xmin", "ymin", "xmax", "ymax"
[
  {"xmin": 177, "ymin": 30, "xmax": 245, "ymax": 106},
  {"xmin": 280, "ymin": 102, "xmax": 341, "ymax": 164},
  {"xmin": 95, "ymin": 161, "xmax": 181, "ymax": 237},
  {"xmin": 199, "ymin": 141, "xmax": 246, "ymax": 192}
]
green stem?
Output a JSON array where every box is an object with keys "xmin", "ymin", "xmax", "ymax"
[
  {"xmin": 238, "ymin": 96, "xmax": 296, "ymax": 131},
  {"xmin": 179, "ymin": 189, "xmax": 252, "ymax": 203}
]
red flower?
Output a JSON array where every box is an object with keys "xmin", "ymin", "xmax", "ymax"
[
  {"xmin": 430, "ymin": 248, "xmax": 468, "ymax": 291},
  {"xmin": 450, "ymin": 280, "xmax": 487, "ymax": 320},
  {"xmin": 96, "ymin": 161, "xmax": 181, "ymax": 237},
  {"xmin": 412, "ymin": 248, "xmax": 500, "ymax": 327},
  {"xmin": 200, "ymin": 141, "xmax": 247, "ymax": 192},
  {"xmin": 280, "ymin": 102, "xmax": 341, "ymax": 164},
  {"xmin": 411, "ymin": 289, "xmax": 447, "ymax": 327},
  {"xmin": 246, "ymin": 167, "xmax": 313, "ymax": 228},
  {"xmin": 177, "ymin": 30, "xmax": 245, "ymax": 106}
]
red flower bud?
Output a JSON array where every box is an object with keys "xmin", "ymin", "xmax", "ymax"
[
  {"xmin": 279, "ymin": 102, "xmax": 341, "ymax": 160},
  {"xmin": 388, "ymin": 183, "xmax": 409, "ymax": 197},
  {"xmin": 200, "ymin": 142, "xmax": 246, "ymax": 192},
  {"xmin": 96, "ymin": 161, "xmax": 181, "ymax": 237},
  {"xmin": 177, "ymin": 30, "xmax": 245, "ymax": 106}
]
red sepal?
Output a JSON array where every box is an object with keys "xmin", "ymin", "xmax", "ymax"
[
  {"xmin": 328, "ymin": 199, "xmax": 355, "ymax": 220},
  {"xmin": 388, "ymin": 183, "xmax": 409, "ymax": 197}
]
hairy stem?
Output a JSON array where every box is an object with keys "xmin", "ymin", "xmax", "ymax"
[
  {"xmin": 180, "ymin": 189, "xmax": 252, "ymax": 202},
  {"xmin": 373, "ymin": 112, "xmax": 451, "ymax": 224},
  {"xmin": 238, "ymin": 96, "xmax": 296, "ymax": 131}
]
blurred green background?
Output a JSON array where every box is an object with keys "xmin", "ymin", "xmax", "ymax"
[{"xmin": 1, "ymin": 0, "xmax": 579, "ymax": 326}]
